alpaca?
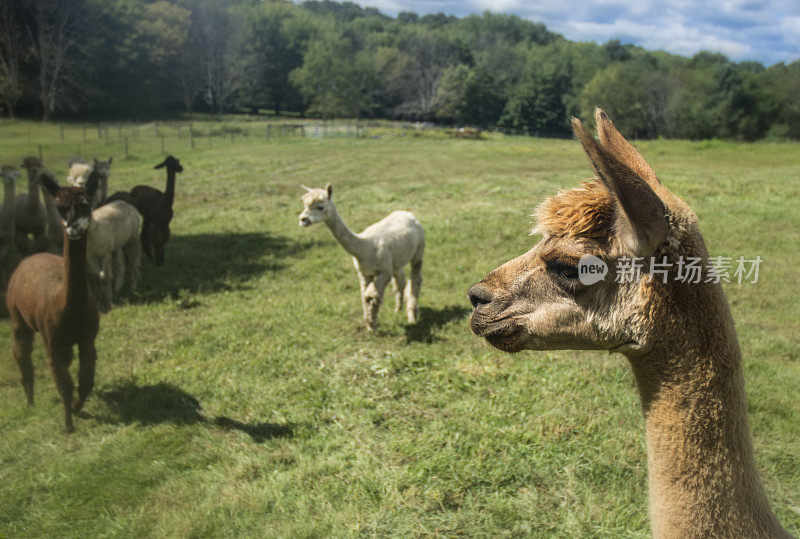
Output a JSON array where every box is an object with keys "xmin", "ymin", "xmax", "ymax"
[
  {"xmin": 116, "ymin": 155, "xmax": 182, "ymax": 266},
  {"xmin": 0, "ymin": 165, "xmax": 19, "ymax": 282},
  {"xmin": 298, "ymin": 184, "xmax": 424, "ymax": 330},
  {"xmin": 15, "ymin": 156, "xmax": 49, "ymax": 254},
  {"xmin": 66, "ymin": 157, "xmax": 112, "ymax": 207},
  {"xmin": 467, "ymin": 109, "xmax": 790, "ymax": 537},
  {"xmin": 6, "ymin": 169, "xmax": 100, "ymax": 434},
  {"xmin": 86, "ymin": 192, "xmax": 141, "ymax": 312}
]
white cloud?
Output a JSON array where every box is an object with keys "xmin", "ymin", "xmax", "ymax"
[{"xmin": 348, "ymin": 0, "xmax": 800, "ymax": 64}]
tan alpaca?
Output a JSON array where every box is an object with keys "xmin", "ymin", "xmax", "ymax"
[
  {"xmin": 468, "ymin": 109, "xmax": 790, "ymax": 538},
  {"xmin": 298, "ymin": 184, "xmax": 424, "ymax": 330},
  {"xmin": 66, "ymin": 156, "xmax": 112, "ymax": 207}
]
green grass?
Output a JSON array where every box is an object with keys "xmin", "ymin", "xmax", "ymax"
[{"xmin": 0, "ymin": 120, "xmax": 798, "ymax": 536}]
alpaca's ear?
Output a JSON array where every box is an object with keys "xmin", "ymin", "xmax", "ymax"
[
  {"xmin": 572, "ymin": 116, "xmax": 667, "ymax": 256},
  {"xmin": 594, "ymin": 109, "xmax": 660, "ymax": 188},
  {"xmin": 154, "ymin": 158, "xmax": 167, "ymax": 170},
  {"xmin": 84, "ymin": 169, "xmax": 101, "ymax": 198},
  {"xmin": 38, "ymin": 170, "xmax": 60, "ymax": 198},
  {"xmin": 325, "ymin": 184, "xmax": 333, "ymax": 199},
  {"xmin": 300, "ymin": 185, "xmax": 313, "ymax": 192},
  {"xmin": 108, "ymin": 156, "xmax": 113, "ymax": 165}
]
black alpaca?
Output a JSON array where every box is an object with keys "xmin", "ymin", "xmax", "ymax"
[{"xmin": 106, "ymin": 156, "xmax": 182, "ymax": 266}]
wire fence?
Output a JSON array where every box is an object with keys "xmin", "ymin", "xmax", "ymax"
[{"xmin": 11, "ymin": 120, "xmax": 373, "ymax": 166}]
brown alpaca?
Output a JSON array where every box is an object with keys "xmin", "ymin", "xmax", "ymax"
[
  {"xmin": 107, "ymin": 156, "xmax": 182, "ymax": 266},
  {"xmin": 6, "ymin": 170, "xmax": 100, "ymax": 434},
  {"xmin": 468, "ymin": 109, "xmax": 790, "ymax": 537},
  {"xmin": 15, "ymin": 156, "xmax": 49, "ymax": 254}
]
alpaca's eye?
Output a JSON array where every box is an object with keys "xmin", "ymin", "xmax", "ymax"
[
  {"xmin": 315, "ymin": 205, "xmax": 324, "ymax": 210},
  {"xmin": 547, "ymin": 260, "xmax": 579, "ymax": 280}
]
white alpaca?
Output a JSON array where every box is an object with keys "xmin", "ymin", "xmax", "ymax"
[
  {"xmin": 299, "ymin": 184, "xmax": 424, "ymax": 330},
  {"xmin": 67, "ymin": 156, "xmax": 112, "ymax": 207},
  {"xmin": 87, "ymin": 199, "xmax": 141, "ymax": 312}
]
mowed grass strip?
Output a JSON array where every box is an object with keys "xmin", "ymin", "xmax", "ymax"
[{"xmin": 0, "ymin": 121, "xmax": 798, "ymax": 536}]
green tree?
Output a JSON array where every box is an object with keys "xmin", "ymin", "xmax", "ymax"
[
  {"xmin": 290, "ymin": 31, "xmax": 378, "ymax": 117},
  {"xmin": 501, "ymin": 49, "xmax": 573, "ymax": 136}
]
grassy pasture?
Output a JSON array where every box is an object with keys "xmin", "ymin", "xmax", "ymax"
[{"xmin": 0, "ymin": 120, "xmax": 798, "ymax": 536}]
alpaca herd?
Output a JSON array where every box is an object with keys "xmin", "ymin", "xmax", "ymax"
[
  {"xmin": 1, "ymin": 154, "xmax": 181, "ymax": 432},
  {"xmin": 2, "ymin": 111, "xmax": 793, "ymax": 536}
]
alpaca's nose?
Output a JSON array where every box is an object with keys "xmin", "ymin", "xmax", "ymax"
[
  {"xmin": 299, "ymin": 217, "xmax": 311, "ymax": 227},
  {"xmin": 468, "ymin": 283, "xmax": 494, "ymax": 308}
]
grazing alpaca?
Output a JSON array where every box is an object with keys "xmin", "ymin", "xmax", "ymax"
[
  {"xmin": 0, "ymin": 165, "xmax": 19, "ymax": 282},
  {"xmin": 6, "ymin": 170, "xmax": 100, "ymax": 433},
  {"xmin": 66, "ymin": 156, "xmax": 112, "ymax": 207},
  {"xmin": 86, "ymin": 191, "xmax": 141, "ymax": 312},
  {"xmin": 467, "ymin": 109, "xmax": 790, "ymax": 538},
  {"xmin": 298, "ymin": 184, "xmax": 424, "ymax": 330},
  {"xmin": 121, "ymin": 156, "xmax": 182, "ymax": 266},
  {"xmin": 15, "ymin": 156, "xmax": 48, "ymax": 254}
]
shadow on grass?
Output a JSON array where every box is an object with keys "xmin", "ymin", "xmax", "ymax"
[
  {"xmin": 405, "ymin": 304, "xmax": 471, "ymax": 343},
  {"xmin": 130, "ymin": 231, "xmax": 313, "ymax": 303},
  {"xmin": 96, "ymin": 381, "xmax": 295, "ymax": 443}
]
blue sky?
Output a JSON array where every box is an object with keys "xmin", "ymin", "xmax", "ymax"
[{"xmin": 349, "ymin": 0, "xmax": 800, "ymax": 66}]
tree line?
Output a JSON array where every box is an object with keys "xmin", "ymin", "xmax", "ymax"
[{"xmin": 1, "ymin": 0, "xmax": 798, "ymax": 140}]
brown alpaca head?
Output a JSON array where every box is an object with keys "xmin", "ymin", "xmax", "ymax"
[
  {"xmin": 39, "ymin": 169, "xmax": 98, "ymax": 240},
  {"xmin": 21, "ymin": 156, "xmax": 43, "ymax": 178},
  {"xmin": 468, "ymin": 109, "xmax": 705, "ymax": 356},
  {"xmin": 155, "ymin": 155, "xmax": 183, "ymax": 174}
]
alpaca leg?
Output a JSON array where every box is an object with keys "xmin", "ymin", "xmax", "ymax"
[
  {"xmin": 356, "ymin": 270, "xmax": 371, "ymax": 326},
  {"xmin": 32, "ymin": 229, "xmax": 49, "ymax": 253},
  {"xmin": 88, "ymin": 257, "xmax": 103, "ymax": 307},
  {"xmin": 100, "ymin": 255, "xmax": 114, "ymax": 311},
  {"xmin": 140, "ymin": 220, "xmax": 154, "ymax": 260},
  {"xmin": 392, "ymin": 269, "xmax": 406, "ymax": 313},
  {"xmin": 154, "ymin": 225, "xmax": 167, "ymax": 266},
  {"xmin": 124, "ymin": 238, "xmax": 140, "ymax": 293},
  {"xmin": 73, "ymin": 340, "xmax": 97, "ymax": 413},
  {"xmin": 364, "ymin": 273, "xmax": 390, "ymax": 331},
  {"xmin": 112, "ymin": 249, "xmax": 125, "ymax": 295},
  {"xmin": 48, "ymin": 345, "xmax": 75, "ymax": 433},
  {"xmin": 15, "ymin": 232, "xmax": 31, "ymax": 255},
  {"xmin": 12, "ymin": 326, "xmax": 35, "ymax": 405},
  {"xmin": 406, "ymin": 259, "xmax": 423, "ymax": 324}
]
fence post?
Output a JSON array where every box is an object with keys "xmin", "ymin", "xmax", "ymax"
[
  {"xmin": 266, "ymin": 125, "xmax": 271, "ymax": 140},
  {"xmin": 77, "ymin": 143, "xmax": 82, "ymax": 157},
  {"xmin": 160, "ymin": 134, "xmax": 165, "ymax": 153},
  {"xmin": 189, "ymin": 126, "xmax": 195, "ymax": 150},
  {"xmin": 59, "ymin": 126, "xmax": 64, "ymax": 140},
  {"xmin": 124, "ymin": 137, "xmax": 129, "ymax": 159},
  {"xmin": 82, "ymin": 127, "xmax": 87, "ymax": 142},
  {"xmin": 154, "ymin": 122, "xmax": 159, "ymax": 137}
]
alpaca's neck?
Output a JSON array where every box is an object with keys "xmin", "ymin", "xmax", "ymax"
[
  {"xmin": 28, "ymin": 176, "xmax": 41, "ymax": 210},
  {"xmin": 61, "ymin": 233, "xmax": 90, "ymax": 312},
  {"xmin": 629, "ymin": 286, "xmax": 786, "ymax": 538},
  {"xmin": 324, "ymin": 205, "xmax": 371, "ymax": 259},
  {"xmin": 163, "ymin": 169, "xmax": 176, "ymax": 209},
  {"xmin": 1, "ymin": 180, "xmax": 15, "ymax": 228}
]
